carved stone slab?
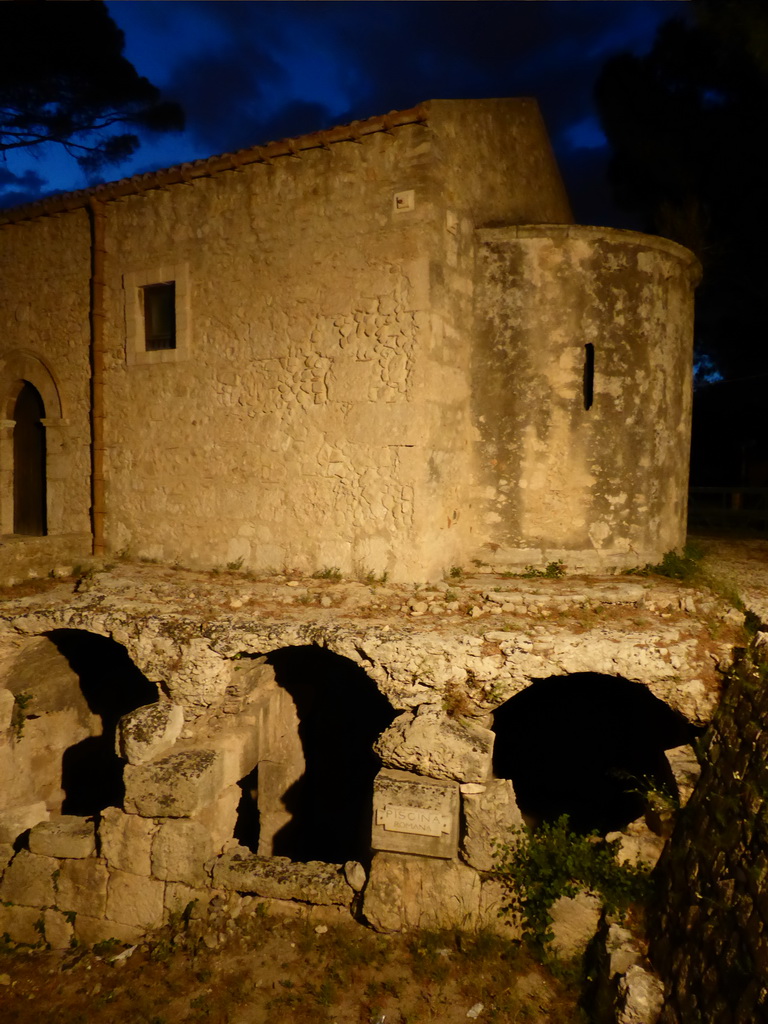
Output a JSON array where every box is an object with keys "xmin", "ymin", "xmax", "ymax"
[{"xmin": 371, "ymin": 768, "xmax": 459, "ymax": 859}]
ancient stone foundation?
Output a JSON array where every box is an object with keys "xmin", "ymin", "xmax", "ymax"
[{"xmin": 0, "ymin": 562, "xmax": 734, "ymax": 961}]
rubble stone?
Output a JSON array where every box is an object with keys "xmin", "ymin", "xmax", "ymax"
[
  {"xmin": 617, "ymin": 964, "xmax": 665, "ymax": 1024},
  {"xmin": 0, "ymin": 902, "xmax": 44, "ymax": 946},
  {"xmin": 106, "ymin": 869, "xmax": 165, "ymax": 929},
  {"xmin": 43, "ymin": 907, "xmax": 74, "ymax": 950},
  {"xmin": 99, "ymin": 807, "xmax": 157, "ymax": 875},
  {"xmin": 363, "ymin": 851, "xmax": 482, "ymax": 932},
  {"xmin": 28, "ymin": 816, "xmax": 96, "ymax": 859},
  {"xmin": 124, "ymin": 749, "xmax": 224, "ymax": 817},
  {"xmin": 116, "ymin": 701, "xmax": 184, "ymax": 764},
  {"xmin": 548, "ymin": 891, "xmax": 602, "ymax": 959},
  {"xmin": 56, "ymin": 857, "xmax": 109, "ymax": 918},
  {"xmin": 460, "ymin": 779, "xmax": 524, "ymax": 871},
  {"xmin": 152, "ymin": 818, "xmax": 214, "ymax": 886},
  {"xmin": 212, "ymin": 851, "xmax": 353, "ymax": 906},
  {"xmin": 374, "ymin": 707, "xmax": 494, "ymax": 783},
  {"xmin": 0, "ymin": 849, "xmax": 57, "ymax": 907}
]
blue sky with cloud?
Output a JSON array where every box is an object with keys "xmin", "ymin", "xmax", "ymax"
[{"xmin": 2, "ymin": 1, "xmax": 689, "ymax": 223}]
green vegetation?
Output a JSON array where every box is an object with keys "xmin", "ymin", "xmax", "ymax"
[
  {"xmin": 225, "ymin": 556, "xmax": 244, "ymax": 571},
  {"xmin": 312, "ymin": 566, "xmax": 343, "ymax": 581},
  {"xmin": 493, "ymin": 816, "xmax": 652, "ymax": 951},
  {"xmin": 11, "ymin": 692, "xmax": 32, "ymax": 740},
  {"xmin": 625, "ymin": 542, "xmax": 705, "ymax": 581},
  {"xmin": 501, "ymin": 560, "xmax": 566, "ymax": 580},
  {"xmin": 359, "ymin": 568, "xmax": 389, "ymax": 585}
]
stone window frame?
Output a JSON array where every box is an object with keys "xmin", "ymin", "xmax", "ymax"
[{"xmin": 124, "ymin": 264, "xmax": 190, "ymax": 366}]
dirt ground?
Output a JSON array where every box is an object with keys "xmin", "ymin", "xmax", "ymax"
[{"xmin": 0, "ymin": 903, "xmax": 587, "ymax": 1024}]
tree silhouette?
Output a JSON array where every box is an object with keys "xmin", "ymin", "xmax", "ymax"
[
  {"xmin": 0, "ymin": 1, "xmax": 183, "ymax": 178},
  {"xmin": 596, "ymin": 0, "xmax": 768, "ymax": 382}
]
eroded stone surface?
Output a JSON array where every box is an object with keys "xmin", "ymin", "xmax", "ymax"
[
  {"xmin": 56, "ymin": 857, "xmax": 109, "ymax": 918},
  {"xmin": 212, "ymin": 851, "xmax": 353, "ymax": 906},
  {"xmin": 363, "ymin": 851, "xmax": 482, "ymax": 932},
  {"xmin": 0, "ymin": 849, "xmax": 57, "ymax": 907},
  {"xmin": 106, "ymin": 869, "xmax": 165, "ymax": 929},
  {"xmin": 460, "ymin": 779, "xmax": 524, "ymax": 871},
  {"xmin": 0, "ymin": 803, "xmax": 49, "ymax": 844},
  {"xmin": 124, "ymin": 750, "xmax": 223, "ymax": 817},
  {"xmin": 28, "ymin": 816, "xmax": 96, "ymax": 859},
  {"xmin": 117, "ymin": 701, "xmax": 184, "ymax": 765},
  {"xmin": 617, "ymin": 964, "xmax": 665, "ymax": 1024},
  {"xmin": 99, "ymin": 806, "xmax": 157, "ymax": 875},
  {"xmin": 547, "ymin": 891, "xmax": 602, "ymax": 959},
  {"xmin": 152, "ymin": 818, "xmax": 214, "ymax": 887},
  {"xmin": 665, "ymin": 744, "xmax": 701, "ymax": 808},
  {"xmin": 374, "ymin": 708, "xmax": 494, "ymax": 783}
]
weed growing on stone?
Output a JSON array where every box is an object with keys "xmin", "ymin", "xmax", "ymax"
[
  {"xmin": 493, "ymin": 816, "xmax": 652, "ymax": 952},
  {"xmin": 500, "ymin": 560, "xmax": 566, "ymax": 579},
  {"xmin": 225, "ymin": 557, "xmax": 244, "ymax": 571},
  {"xmin": 448, "ymin": 565, "xmax": 465, "ymax": 579},
  {"xmin": 358, "ymin": 567, "xmax": 389, "ymax": 584},
  {"xmin": 11, "ymin": 692, "xmax": 32, "ymax": 740},
  {"xmin": 625, "ymin": 542, "xmax": 705, "ymax": 581},
  {"xmin": 312, "ymin": 566, "xmax": 342, "ymax": 581},
  {"xmin": 442, "ymin": 681, "xmax": 474, "ymax": 719}
]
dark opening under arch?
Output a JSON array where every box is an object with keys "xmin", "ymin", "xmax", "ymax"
[
  {"xmin": 492, "ymin": 672, "xmax": 697, "ymax": 834},
  {"xmin": 47, "ymin": 630, "xmax": 159, "ymax": 815},
  {"xmin": 13, "ymin": 381, "xmax": 47, "ymax": 535},
  {"xmin": 238, "ymin": 646, "xmax": 396, "ymax": 864}
]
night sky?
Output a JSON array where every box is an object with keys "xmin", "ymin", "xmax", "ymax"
[{"xmin": 2, "ymin": 1, "xmax": 689, "ymax": 224}]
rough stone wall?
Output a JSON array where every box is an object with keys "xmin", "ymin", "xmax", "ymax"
[
  {"xmin": 472, "ymin": 226, "xmax": 699, "ymax": 573},
  {"xmin": 0, "ymin": 211, "xmax": 92, "ymax": 541},
  {"xmin": 0, "ymin": 564, "xmax": 737, "ymax": 946},
  {"xmin": 0, "ymin": 98, "xmax": 697, "ymax": 580},
  {"xmin": 100, "ymin": 99, "xmax": 573, "ymax": 581},
  {"xmin": 652, "ymin": 635, "xmax": 768, "ymax": 1023}
]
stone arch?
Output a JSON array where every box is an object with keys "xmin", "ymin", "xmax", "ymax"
[
  {"xmin": 492, "ymin": 672, "xmax": 697, "ymax": 834},
  {"xmin": 1, "ymin": 630, "xmax": 159, "ymax": 818},
  {"xmin": 0, "ymin": 349, "xmax": 63, "ymax": 421},
  {"xmin": 235, "ymin": 645, "xmax": 396, "ymax": 864}
]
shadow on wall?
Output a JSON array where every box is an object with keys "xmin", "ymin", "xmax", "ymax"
[
  {"xmin": 236, "ymin": 646, "xmax": 396, "ymax": 865},
  {"xmin": 493, "ymin": 673, "xmax": 699, "ymax": 834},
  {"xmin": 46, "ymin": 630, "xmax": 159, "ymax": 815}
]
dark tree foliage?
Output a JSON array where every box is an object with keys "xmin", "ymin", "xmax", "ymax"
[
  {"xmin": 0, "ymin": 0, "xmax": 183, "ymax": 175},
  {"xmin": 596, "ymin": 0, "xmax": 768, "ymax": 383}
]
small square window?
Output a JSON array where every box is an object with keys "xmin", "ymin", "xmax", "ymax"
[
  {"xmin": 125, "ymin": 264, "xmax": 189, "ymax": 365},
  {"xmin": 143, "ymin": 282, "xmax": 176, "ymax": 351}
]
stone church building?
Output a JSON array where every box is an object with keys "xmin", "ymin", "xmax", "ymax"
[{"xmin": 0, "ymin": 98, "xmax": 699, "ymax": 581}]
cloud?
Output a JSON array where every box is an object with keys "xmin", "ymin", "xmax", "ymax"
[{"xmin": 0, "ymin": 167, "xmax": 48, "ymax": 208}]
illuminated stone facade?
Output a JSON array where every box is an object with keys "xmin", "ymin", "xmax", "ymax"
[{"xmin": 0, "ymin": 98, "xmax": 698, "ymax": 581}]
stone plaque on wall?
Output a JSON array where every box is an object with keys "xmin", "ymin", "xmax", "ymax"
[{"xmin": 371, "ymin": 768, "xmax": 459, "ymax": 859}]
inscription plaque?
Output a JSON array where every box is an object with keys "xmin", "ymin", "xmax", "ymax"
[
  {"xmin": 376, "ymin": 804, "xmax": 452, "ymax": 837},
  {"xmin": 371, "ymin": 768, "xmax": 459, "ymax": 859}
]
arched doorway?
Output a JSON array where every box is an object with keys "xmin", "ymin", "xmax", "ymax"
[
  {"xmin": 13, "ymin": 381, "xmax": 47, "ymax": 535},
  {"xmin": 492, "ymin": 673, "xmax": 697, "ymax": 834}
]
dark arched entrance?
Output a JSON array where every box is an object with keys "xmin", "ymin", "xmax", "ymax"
[
  {"xmin": 492, "ymin": 673, "xmax": 697, "ymax": 834},
  {"xmin": 235, "ymin": 646, "xmax": 396, "ymax": 864},
  {"xmin": 47, "ymin": 630, "xmax": 160, "ymax": 815},
  {"xmin": 13, "ymin": 381, "xmax": 47, "ymax": 535}
]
